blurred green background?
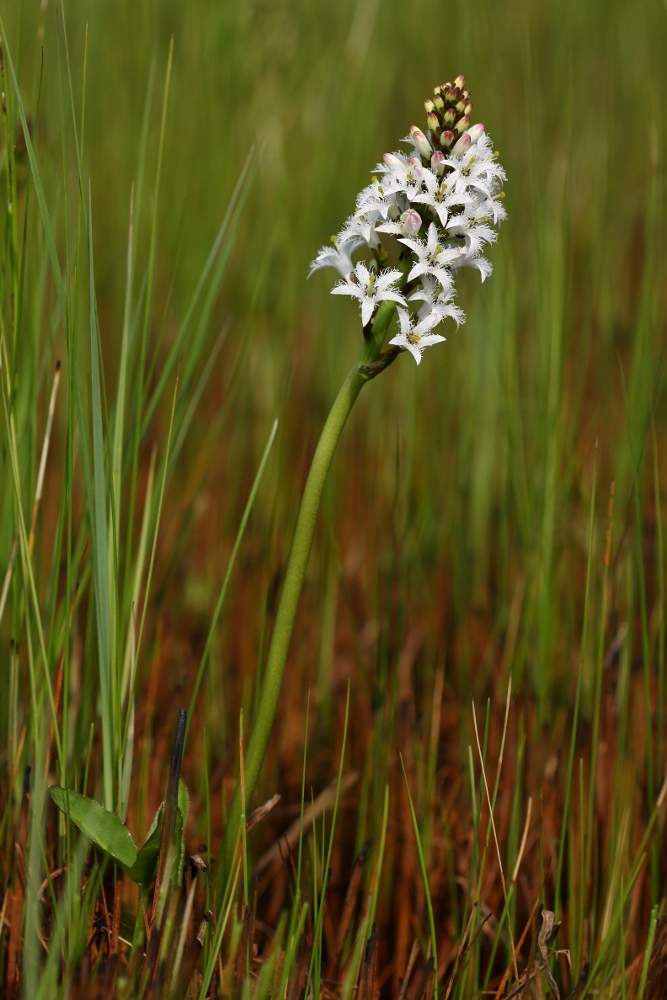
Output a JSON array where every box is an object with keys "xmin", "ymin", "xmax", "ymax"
[
  {"xmin": 2, "ymin": 0, "xmax": 667, "ymax": 988},
  {"xmin": 4, "ymin": 0, "xmax": 666, "ymax": 741},
  {"xmin": 2, "ymin": 0, "xmax": 665, "ymax": 760}
]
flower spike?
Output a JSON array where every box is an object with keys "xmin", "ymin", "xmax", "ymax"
[{"xmin": 310, "ymin": 76, "xmax": 506, "ymax": 363}]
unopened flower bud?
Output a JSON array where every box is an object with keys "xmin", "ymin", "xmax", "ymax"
[
  {"xmin": 461, "ymin": 90, "xmax": 471, "ymax": 101},
  {"xmin": 455, "ymin": 99, "xmax": 467, "ymax": 114},
  {"xmin": 433, "ymin": 94, "xmax": 444, "ymax": 112},
  {"xmin": 439, "ymin": 130, "xmax": 455, "ymax": 149},
  {"xmin": 427, "ymin": 112, "xmax": 441, "ymax": 134},
  {"xmin": 452, "ymin": 132, "xmax": 472, "ymax": 156},
  {"xmin": 443, "ymin": 107, "xmax": 456, "ymax": 127},
  {"xmin": 430, "ymin": 150, "xmax": 446, "ymax": 175},
  {"xmin": 424, "ymin": 99, "xmax": 435, "ymax": 114},
  {"xmin": 383, "ymin": 152, "xmax": 402, "ymax": 167},
  {"xmin": 400, "ymin": 209, "xmax": 422, "ymax": 235},
  {"xmin": 454, "ymin": 115, "xmax": 471, "ymax": 134},
  {"xmin": 464, "ymin": 102, "xmax": 473, "ymax": 115},
  {"xmin": 467, "ymin": 122, "xmax": 485, "ymax": 142},
  {"xmin": 410, "ymin": 125, "xmax": 433, "ymax": 159},
  {"xmin": 454, "ymin": 74, "xmax": 466, "ymax": 89}
]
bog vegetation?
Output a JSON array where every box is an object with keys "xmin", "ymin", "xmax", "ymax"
[{"xmin": 1, "ymin": 0, "xmax": 666, "ymax": 997}]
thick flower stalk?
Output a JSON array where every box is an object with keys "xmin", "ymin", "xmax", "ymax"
[
  {"xmin": 310, "ymin": 75, "xmax": 506, "ymax": 363},
  {"xmin": 219, "ymin": 79, "xmax": 505, "ymax": 888}
]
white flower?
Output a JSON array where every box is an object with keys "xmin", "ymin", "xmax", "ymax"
[
  {"xmin": 338, "ymin": 212, "xmax": 384, "ymax": 252},
  {"xmin": 309, "ymin": 79, "xmax": 506, "ymax": 362},
  {"xmin": 407, "ymin": 273, "xmax": 440, "ymax": 309},
  {"xmin": 331, "ymin": 262, "xmax": 407, "ymax": 328},
  {"xmin": 389, "ymin": 307, "xmax": 446, "ymax": 365},
  {"xmin": 380, "ymin": 153, "xmax": 425, "ymax": 201},
  {"xmin": 409, "ymin": 275, "xmax": 465, "ymax": 328},
  {"xmin": 398, "ymin": 222, "xmax": 462, "ymax": 290},
  {"xmin": 448, "ymin": 222, "xmax": 497, "ymax": 281},
  {"xmin": 444, "ymin": 133, "xmax": 505, "ymax": 200},
  {"xmin": 308, "ymin": 233, "xmax": 364, "ymax": 279},
  {"xmin": 450, "ymin": 193, "xmax": 506, "ymax": 229},
  {"xmin": 411, "ymin": 168, "xmax": 467, "ymax": 228},
  {"xmin": 355, "ymin": 179, "xmax": 399, "ymax": 221}
]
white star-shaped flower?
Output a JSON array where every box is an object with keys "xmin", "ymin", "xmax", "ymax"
[
  {"xmin": 446, "ymin": 225, "xmax": 496, "ymax": 281},
  {"xmin": 398, "ymin": 222, "xmax": 462, "ymax": 291},
  {"xmin": 331, "ymin": 263, "xmax": 407, "ymax": 328},
  {"xmin": 355, "ymin": 179, "xmax": 399, "ymax": 221},
  {"xmin": 450, "ymin": 195, "xmax": 506, "ymax": 230},
  {"xmin": 379, "ymin": 153, "xmax": 425, "ymax": 201},
  {"xmin": 346, "ymin": 210, "xmax": 385, "ymax": 251},
  {"xmin": 408, "ymin": 276, "xmax": 465, "ymax": 328},
  {"xmin": 389, "ymin": 307, "xmax": 446, "ymax": 365},
  {"xmin": 308, "ymin": 232, "xmax": 364, "ymax": 279},
  {"xmin": 444, "ymin": 133, "xmax": 506, "ymax": 201},
  {"xmin": 411, "ymin": 168, "xmax": 468, "ymax": 228}
]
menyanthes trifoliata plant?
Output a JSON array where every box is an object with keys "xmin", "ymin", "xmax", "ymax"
[
  {"xmin": 220, "ymin": 80, "xmax": 505, "ymax": 886},
  {"xmin": 310, "ymin": 75, "xmax": 506, "ymax": 364}
]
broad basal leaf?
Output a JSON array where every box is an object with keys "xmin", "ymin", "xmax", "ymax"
[{"xmin": 50, "ymin": 786, "xmax": 137, "ymax": 870}]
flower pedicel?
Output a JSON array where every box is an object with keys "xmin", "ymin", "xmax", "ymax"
[{"xmin": 310, "ymin": 76, "xmax": 506, "ymax": 364}]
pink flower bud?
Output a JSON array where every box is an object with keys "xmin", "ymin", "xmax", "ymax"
[
  {"xmin": 383, "ymin": 152, "xmax": 402, "ymax": 167},
  {"xmin": 452, "ymin": 133, "xmax": 472, "ymax": 156},
  {"xmin": 467, "ymin": 122, "xmax": 485, "ymax": 142},
  {"xmin": 409, "ymin": 125, "xmax": 433, "ymax": 159},
  {"xmin": 427, "ymin": 112, "xmax": 441, "ymax": 134},
  {"xmin": 454, "ymin": 74, "xmax": 466, "ymax": 89},
  {"xmin": 439, "ymin": 130, "xmax": 455, "ymax": 149},
  {"xmin": 400, "ymin": 209, "xmax": 422, "ymax": 236},
  {"xmin": 430, "ymin": 150, "xmax": 446, "ymax": 175},
  {"xmin": 424, "ymin": 99, "xmax": 435, "ymax": 114},
  {"xmin": 454, "ymin": 115, "xmax": 471, "ymax": 135},
  {"xmin": 407, "ymin": 156, "xmax": 424, "ymax": 177}
]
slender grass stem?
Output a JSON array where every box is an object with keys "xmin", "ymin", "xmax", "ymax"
[{"xmin": 555, "ymin": 444, "xmax": 597, "ymax": 915}]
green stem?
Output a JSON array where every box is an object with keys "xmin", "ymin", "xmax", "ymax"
[{"xmin": 218, "ymin": 300, "xmax": 398, "ymax": 889}]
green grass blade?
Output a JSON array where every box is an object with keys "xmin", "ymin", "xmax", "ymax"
[
  {"xmin": 400, "ymin": 752, "xmax": 438, "ymax": 1000},
  {"xmin": 184, "ymin": 418, "xmax": 278, "ymax": 752}
]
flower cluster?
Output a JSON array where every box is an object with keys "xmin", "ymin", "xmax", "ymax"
[{"xmin": 310, "ymin": 77, "xmax": 506, "ymax": 364}]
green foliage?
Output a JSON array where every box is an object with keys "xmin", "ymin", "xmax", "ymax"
[
  {"xmin": 49, "ymin": 785, "xmax": 191, "ymax": 886},
  {"xmin": 49, "ymin": 786, "xmax": 138, "ymax": 870}
]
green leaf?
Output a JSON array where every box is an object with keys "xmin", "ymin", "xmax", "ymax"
[
  {"xmin": 50, "ymin": 787, "xmax": 137, "ymax": 870},
  {"xmin": 126, "ymin": 803, "xmax": 164, "ymax": 885},
  {"xmin": 174, "ymin": 807, "xmax": 186, "ymax": 888},
  {"xmin": 143, "ymin": 799, "xmax": 165, "ymax": 843},
  {"xmin": 178, "ymin": 778, "xmax": 189, "ymax": 826}
]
